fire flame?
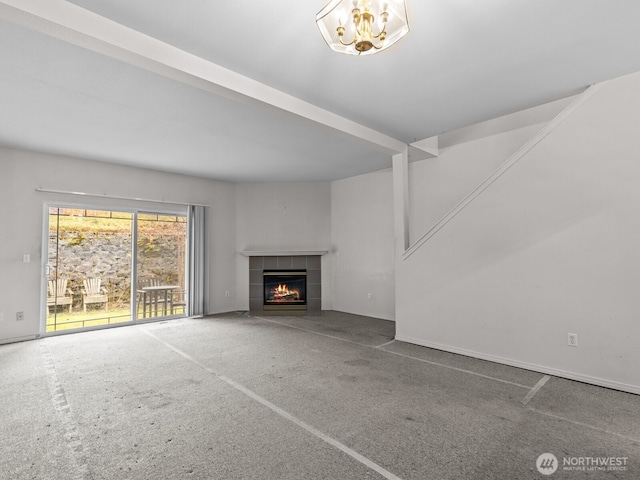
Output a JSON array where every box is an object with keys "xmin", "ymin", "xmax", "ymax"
[{"xmin": 272, "ymin": 284, "xmax": 300, "ymax": 301}]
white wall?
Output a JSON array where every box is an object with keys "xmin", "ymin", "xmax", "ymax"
[
  {"xmin": 331, "ymin": 170, "xmax": 395, "ymax": 320},
  {"xmin": 0, "ymin": 148, "xmax": 236, "ymax": 344},
  {"xmin": 396, "ymin": 72, "xmax": 640, "ymax": 394},
  {"xmin": 409, "ymin": 123, "xmax": 545, "ymax": 245},
  {"xmin": 235, "ymin": 182, "xmax": 332, "ymax": 310}
]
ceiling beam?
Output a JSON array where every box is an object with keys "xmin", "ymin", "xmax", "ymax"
[
  {"xmin": 0, "ymin": 0, "xmax": 407, "ymax": 155},
  {"xmin": 408, "ymin": 136, "xmax": 439, "ymax": 162}
]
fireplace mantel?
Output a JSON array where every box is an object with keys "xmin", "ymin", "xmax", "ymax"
[{"xmin": 241, "ymin": 250, "xmax": 328, "ymax": 257}]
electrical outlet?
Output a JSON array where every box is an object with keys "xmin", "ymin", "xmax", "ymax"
[
  {"xmin": 16, "ymin": 311, "xmax": 24, "ymax": 321},
  {"xmin": 568, "ymin": 333, "xmax": 578, "ymax": 347},
  {"xmin": 367, "ymin": 293, "xmax": 372, "ymax": 300},
  {"xmin": 225, "ymin": 291, "xmax": 231, "ymax": 297}
]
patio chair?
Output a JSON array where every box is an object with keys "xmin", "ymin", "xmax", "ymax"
[
  {"xmin": 47, "ymin": 278, "xmax": 73, "ymax": 313},
  {"xmin": 137, "ymin": 276, "xmax": 162, "ymax": 290},
  {"xmin": 136, "ymin": 277, "xmax": 161, "ymax": 317},
  {"xmin": 82, "ymin": 278, "xmax": 109, "ymax": 313}
]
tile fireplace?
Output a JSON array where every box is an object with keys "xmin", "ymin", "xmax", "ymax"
[{"xmin": 248, "ymin": 254, "xmax": 322, "ymax": 314}]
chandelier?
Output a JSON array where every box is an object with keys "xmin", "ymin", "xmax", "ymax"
[{"xmin": 316, "ymin": 0, "xmax": 409, "ymax": 55}]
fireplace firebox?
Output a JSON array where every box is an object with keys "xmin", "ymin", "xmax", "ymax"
[{"xmin": 263, "ymin": 270, "xmax": 307, "ymax": 311}]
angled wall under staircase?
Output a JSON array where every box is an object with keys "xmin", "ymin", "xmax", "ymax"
[{"xmin": 396, "ymin": 71, "xmax": 640, "ymax": 394}]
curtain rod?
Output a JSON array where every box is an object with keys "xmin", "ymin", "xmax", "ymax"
[{"xmin": 35, "ymin": 188, "xmax": 210, "ymax": 207}]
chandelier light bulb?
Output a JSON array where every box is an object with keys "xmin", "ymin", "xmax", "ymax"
[{"xmin": 316, "ymin": 0, "xmax": 409, "ymax": 56}]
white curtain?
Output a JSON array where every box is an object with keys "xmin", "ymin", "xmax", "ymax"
[{"xmin": 187, "ymin": 205, "xmax": 208, "ymax": 316}]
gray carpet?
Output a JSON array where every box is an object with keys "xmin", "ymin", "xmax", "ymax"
[{"xmin": 1, "ymin": 311, "xmax": 638, "ymax": 479}]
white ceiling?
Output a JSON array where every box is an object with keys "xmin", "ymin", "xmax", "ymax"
[{"xmin": 1, "ymin": 0, "xmax": 640, "ymax": 182}]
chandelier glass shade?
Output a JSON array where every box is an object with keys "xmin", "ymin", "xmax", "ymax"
[{"xmin": 316, "ymin": 0, "xmax": 409, "ymax": 55}]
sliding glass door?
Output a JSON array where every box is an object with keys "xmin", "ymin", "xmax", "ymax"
[
  {"xmin": 136, "ymin": 213, "xmax": 187, "ymax": 320},
  {"xmin": 46, "ymin": 206, "xmax": 187, "ymax": 333}
]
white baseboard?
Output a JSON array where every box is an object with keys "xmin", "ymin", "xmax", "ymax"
[
  {"xmin": 394, "ymin": 334, "xmax": 640, "ymax": 396},
  {"xmin": 0, "ymin": 334, "xmax": 39, "ymax": 345},
  {"xmin": 331, "ymin": 308, "xmax": 395, "ymax": 322}
]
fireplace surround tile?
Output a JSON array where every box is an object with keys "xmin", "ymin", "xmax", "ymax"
[
  {"xmin": 249, "ymin": 284, "xmax": 262, "ymax": 299},
  {"xmin": 249, "ymin": 298, "xmax": 263, "ymax": 312},
  {"xmin": 249, "ymin": 269, "xmax": 262, "ymax": 285},
  {"xmin": 264, "ymin": 257, "xmax": 278, "ymax": 269},
  {"xmin": 277, "ymin": 256, "xmax": 293, "ymax": 269},
  {"xmin": 307, "ymin": 299, "xmax": 321, "ymax": 312},
  {"xmin": 292, "ymin": 256, "xmax": 307, "ymax": 269},
  {"xmin": 307, "ymin": 283, "xmax": 321, "ymax": 300},
  {"xmin": 249, "ymin": 256, "xmax": 264, "ymax": 269},
  {"xmin": 307, "ymin": 256, "xmax": 321, "ymax": 269},
  {"xmin": 307, "ymin": 268, "xmax": 321, "ymax": 284}
]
